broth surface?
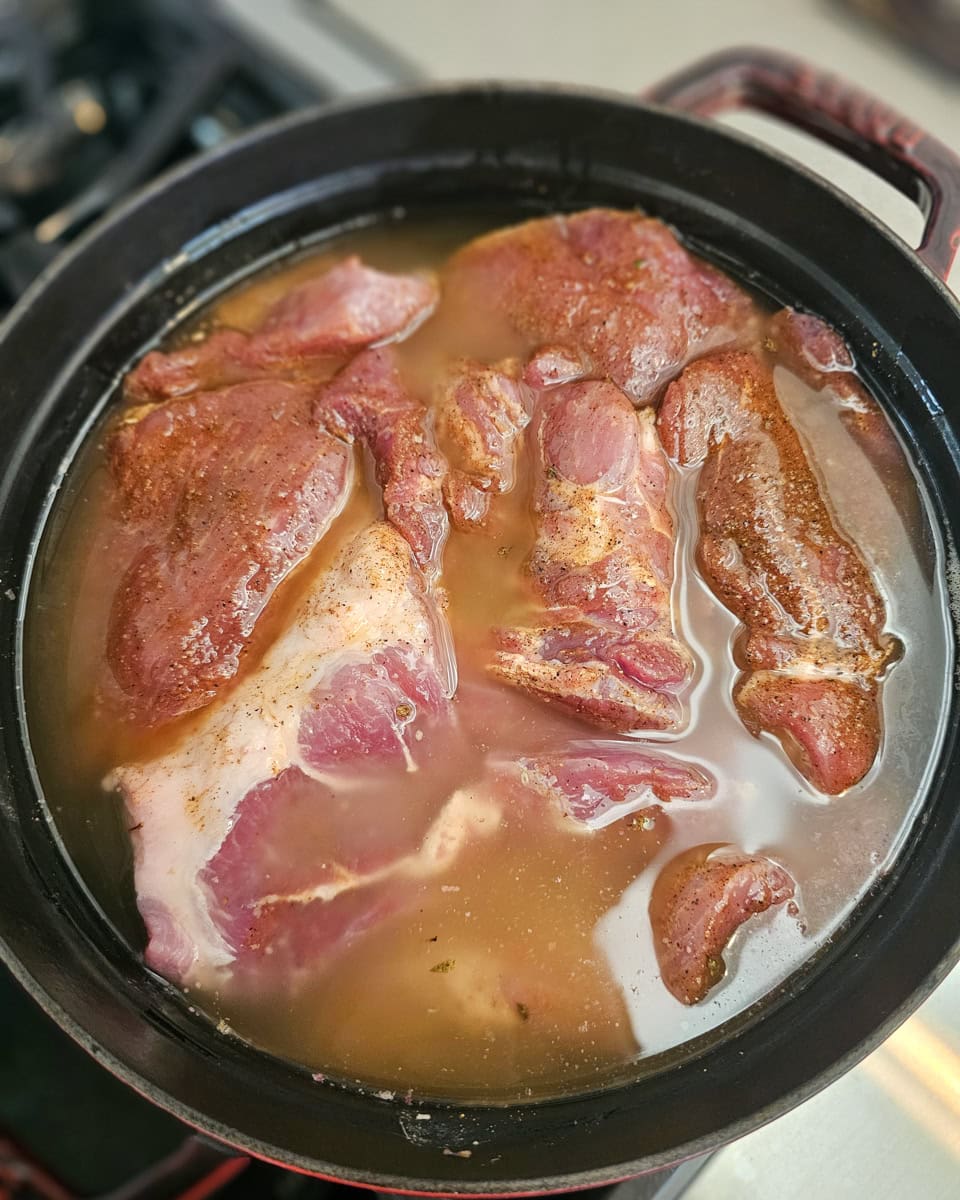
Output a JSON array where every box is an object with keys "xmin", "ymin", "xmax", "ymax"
[{"xmin": 25, "ymin": 215, "xmax": 952, "ymax": 1100}]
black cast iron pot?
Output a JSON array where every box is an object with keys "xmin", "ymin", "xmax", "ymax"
[{"xmin": 1, "ymin": 47, "xmax": 959, "ymax": 1195}]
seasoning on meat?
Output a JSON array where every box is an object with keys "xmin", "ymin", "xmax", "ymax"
[
  {"xmin": 436, "ymin": 358, "xmax": 531, "ymax": 529},
  {"xmin": 125, "ymin": 256, "xmax": 438, "ymax": 401},
  {"xmin": 499, "ymin": 744, "xmax": 714, "ymax": 830},
  {"xmin": 108, "ymin": 522, "xmax": 463, "ymax": 985},
  {"xmin": 444, "ymin": 208, "xmax": 757, "ymax": 403},
  {"xmin": 767, "ymin": 308, "xmax": 921, "ymax": 536},
  {"xmin": 492, "ymin": 378, "xmax": 693, "ymax": 731},
  {"xmin": 106, "ymin": 379, "xmax": 352, "ymax": 725},
  {"xmin": 314, "ymin": 346, "xmax": 449, "ymax": 581},
  {"xmin": 658, "ymin": 351, "xmax": 900, "ymax": 793},
  {"xmin": 650, "ymin": 844, "xmax": 796, "ymax": 1004}
]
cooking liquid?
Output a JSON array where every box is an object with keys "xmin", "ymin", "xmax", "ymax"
[{"xmin": 24, "ymin": 217, "xmax": 952, "ymax": 1101}]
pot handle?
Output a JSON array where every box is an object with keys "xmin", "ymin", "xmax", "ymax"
[{"xmin": 645, "ymin": 46, "xmax": 960, "ymax": 282}]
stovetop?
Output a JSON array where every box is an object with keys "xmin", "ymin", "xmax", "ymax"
[{"xmin": 0, "ymin": 0, "xmax": 331, "ymax": 311}]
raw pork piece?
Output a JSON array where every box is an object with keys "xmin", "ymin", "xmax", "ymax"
[
  {"xmin": 107, "ymin": 379, "xmax": 352, "ymax": 726},
  {"xmin": 491, "ymin": 378, "xmax": 693, "ymax": 732},
  {"xmin": 108, "ymin": 522, "xmax": 468, "ymax": 986},
  {"xmin": 767, "ymin": 308, "xmax": 901, "ymax": 460},
  {"xmin": 767, "ymin": 308, "xmax": 864, "ymax": 389},
  {"xmin": 314, "ymin": 346, "xmax": 449, "ymax": 580},
  {"xmin": 444, "ymin": 208, "xmax": 756, "ymax": 403},
  {"xmin": 658, "ymin": 351, "xmax": 900, "ymax": 793},
  {"xmin": 650, "ymin": 844, "xmax": 796, "ymax": 1004},
  {"xmin": 498, "ymin": 744, "xmax": 714, "ymax": 830},
  {"xmin": 523, "ymin": 344, "xmax": 586, "ymax": 390},
  {"xmin": 767, "ymin": 308, "xmax": 921, "ymax": 534},
  {"xmin": 126, "ymin": 256, "xmax": 438, "ymax": 402},
  {"xmin": 435, "ymin": 358, "xmax": 531, "ymax": 528}
]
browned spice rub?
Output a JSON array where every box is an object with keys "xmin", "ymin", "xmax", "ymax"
[{"xmin": 658, "ymin": 351, "xmax": 900, "ymax": 793}]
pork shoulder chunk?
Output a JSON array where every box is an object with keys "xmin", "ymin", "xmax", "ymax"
[
  {"xmin": 109, "ymin": 522, "xmax": 461, "ymax": 986},
  {"xmin": 444, "ymin": 208, "xmax": 756, "ymax": 404},
  {"xmin": 492, "ymin": 379, "xmax": 693, "ymax": 731},
  {"xmin": 658, "ymin": 351, "xmax": 900, "ymax": 793},
  {"xmin": 501, "ymin": 744, "xmax": 713, "ymax": 829},
  {"xmin": 107, "ymin": 379, "xmax": 352, "ymax": 725},
  {"xmin": 650, "ymin": 844, "xmax": 796, "ymax": 1005},
  {"xmin": 436, "ymin": 358, "xmax": 531, "ymax": 529},
  {"xmin": 126, "ymin": 256, "xmax": 438, "ymax": 402},
  {"xmin": 313, "ymin": 346, "xmax": 450, "ymax": 581}
]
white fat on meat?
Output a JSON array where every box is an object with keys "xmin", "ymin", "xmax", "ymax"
[{"xmin": 106, "ymin": 522, "xmax": 476, "ymax": 984}]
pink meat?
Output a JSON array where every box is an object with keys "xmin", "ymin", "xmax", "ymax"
[
  {"xmin": 768, "ymin": 308, "xmax": 920, "ymax": 530},
  {"xmin": 298, "ymin": 646, "xmax": 447, "ymax": 771},
  {"xmin": 444, "ymin": 208, "xmax": 756, "ymax": 403},
  {"xmin": 107, "ymin": 380, "xmax": 352, "ymax": 726},
  {"xmin": 436, "ymin": 358, "xmax": 531, "ymax": 528},
  {"xmin": 108, "ymin": 523, "xmax": 469, "ymax": 987},
  {"xmin": 524, "ymin": 344, "xmax": 589, "ymax": 390},
  {"xmin": 126, "ymin": 329, "xmax": 259, "ymax": 402},
  {"xmin": 126, "ymin": 256, "xmax": 438, "ymax": 402},
  {"xmin": 733, "ymin": 674, "xmax": 882, "ymax": 800},
  {"xmin": 768, "ymin": 309, "xmax": 896, "ymax": 455},
  {"xmin": 314, "ymin": 347, "xmax": 449, "ymax": 580},
  {"xmin": 650, "ymin": 845, "xmax": 796, "ymax": 1005},
  {"xmin": 658, "ymin": 352, "xmax": 900, "ymax": 793},
  {"xmin": 491, "ymin": 379, "xmax": 693, "ymax": 732},
  {"xmin": 257, "ymin": 256, "xmax": 436, "ymax": 355},
  {"xmin": 200, "ymin": 766, "xmax": 490, "ymax": 977},
  {"xmin": 500, "ymin": 744, "xmax": 713, "ymax": 829}
]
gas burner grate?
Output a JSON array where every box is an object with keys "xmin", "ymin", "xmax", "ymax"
[{"xmin": 0, "ymin": 0, "xmax": 326, "ymax": 310}]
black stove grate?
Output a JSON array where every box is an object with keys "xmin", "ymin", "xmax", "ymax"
[{"xmin": 0, "ymin": 0, "xmax": 327, "ymax": 310}]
